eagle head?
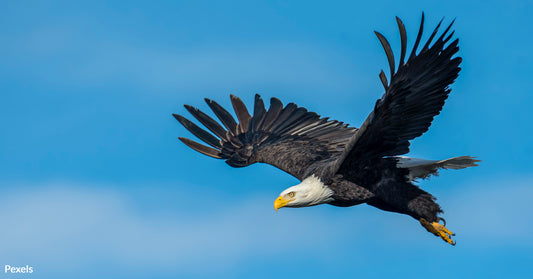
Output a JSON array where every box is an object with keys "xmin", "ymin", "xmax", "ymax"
[{"xmin": 274, "ymin": 175, "xmax": 334, "ymax": 211}]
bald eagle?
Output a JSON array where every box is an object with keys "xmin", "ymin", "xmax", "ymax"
[{"xmin": 173, "ymin": 14, "xmax": 479, "ymax": 245}]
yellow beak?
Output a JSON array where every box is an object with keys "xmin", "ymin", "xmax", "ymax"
[{"xmin": 274, "ymin": 196, "xmax": 292, "ymax": 211}]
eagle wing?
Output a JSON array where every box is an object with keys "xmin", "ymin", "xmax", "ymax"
[
  {"xmin": 336, "ymin": 14, "xmax": 462, "ymax": 175},
  {"xmin": 174, "ymin": 94, "xmax": 357, "ymax": 180}
]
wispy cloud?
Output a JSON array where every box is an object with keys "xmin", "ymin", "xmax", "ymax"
[
  {"xmin": 0, "ymin": 182, "xmax": 360, "ymax": 276},
  {"xmin": 0, "ymin": 177, "xmax": 531, "ymax": 277},
  {"xmin": 73, "ymin": 43, "xmax": 359, "ymax": 92},
  {"xmin": 2, "ymin": 23, "xmax": 363, "ymax": 93}
]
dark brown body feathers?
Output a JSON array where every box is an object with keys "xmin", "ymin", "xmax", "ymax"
[{"xmin": 174, "ymin": 14, "xmax": 462, "ymax": 223}]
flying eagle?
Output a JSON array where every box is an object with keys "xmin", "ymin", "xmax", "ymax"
[{"xmin": 173, "ymin": 14, "xmax": 479, "ymax": 245}]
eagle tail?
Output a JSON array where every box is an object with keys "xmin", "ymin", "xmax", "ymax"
[
  {"xmin": 437, "ymin": 156, "xmax": 481, "ymax": 170},
  {"xmin": 397, "ymin": 156, "xmax": 480, "ymax": 181}
]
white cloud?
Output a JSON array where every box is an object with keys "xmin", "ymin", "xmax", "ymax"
[
  {"xmin": 5, "ymin": 25, "xmax": 363, "ymax": 93},
  {"xmin": 0, "ymin": 177, "xmax": 531, "ymax": 277},
  {"xmin": 0, "ymin": 182, "xmax": 360, "ymax": 275},
  {"xmin": 70, "ymin": 42, "xmax": 362, "ymax": 93}
]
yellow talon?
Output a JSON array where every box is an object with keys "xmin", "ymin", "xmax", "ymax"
[
  {"xmin": 437, "ymin": 223, "xmax": 454, "ymax": 236},
  {"xmin": 420, "ymin": 218, "xmax": 456, "ymax": 246}
]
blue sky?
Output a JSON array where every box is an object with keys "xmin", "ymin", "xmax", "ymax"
[{"xmin": 1, "ymin": 0, "xmax": 532, "ymax": 278}]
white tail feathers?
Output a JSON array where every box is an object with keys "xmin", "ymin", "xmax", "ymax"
[
  {"xmin": 397, "ymin": 156, "xmax": 480, "ymax": 181},
  {"xmin": 437, "ymin": 156, "xmax": 481, "ymax": 170}
]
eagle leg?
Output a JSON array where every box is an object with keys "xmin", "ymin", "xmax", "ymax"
[{"xmin": 420, "ymin": 218, "xmax": 456, "ymax": 246}]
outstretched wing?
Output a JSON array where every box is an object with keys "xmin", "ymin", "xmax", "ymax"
[
  {"xmin": 174, "ymin": 94, "xmax": 357, "ymax": 180},
  {"xmin": 336, "ymin": 14, "xmax": 462, "ymax": 175}
]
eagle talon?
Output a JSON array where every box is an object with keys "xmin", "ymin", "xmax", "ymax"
[
  {"xmin": 174, "ymin": 16, "xmax": 476, "ymax": 248},
  {"xmin": 438, "ymin": 217, "xmax": 447, "ymax": 226},
  {"xmin": 420, "ymin": 218, "xmax": 456, "ymax": 246}
]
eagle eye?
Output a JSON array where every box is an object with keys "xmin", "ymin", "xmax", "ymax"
[{"xmin": 288, "ymin": 192, "xmax": 295, "ymax": 198}]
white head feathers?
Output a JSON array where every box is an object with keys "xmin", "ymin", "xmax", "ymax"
[{"xmin": 279, "ymin": 175, "xmax": 334, "ymax": 208}]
